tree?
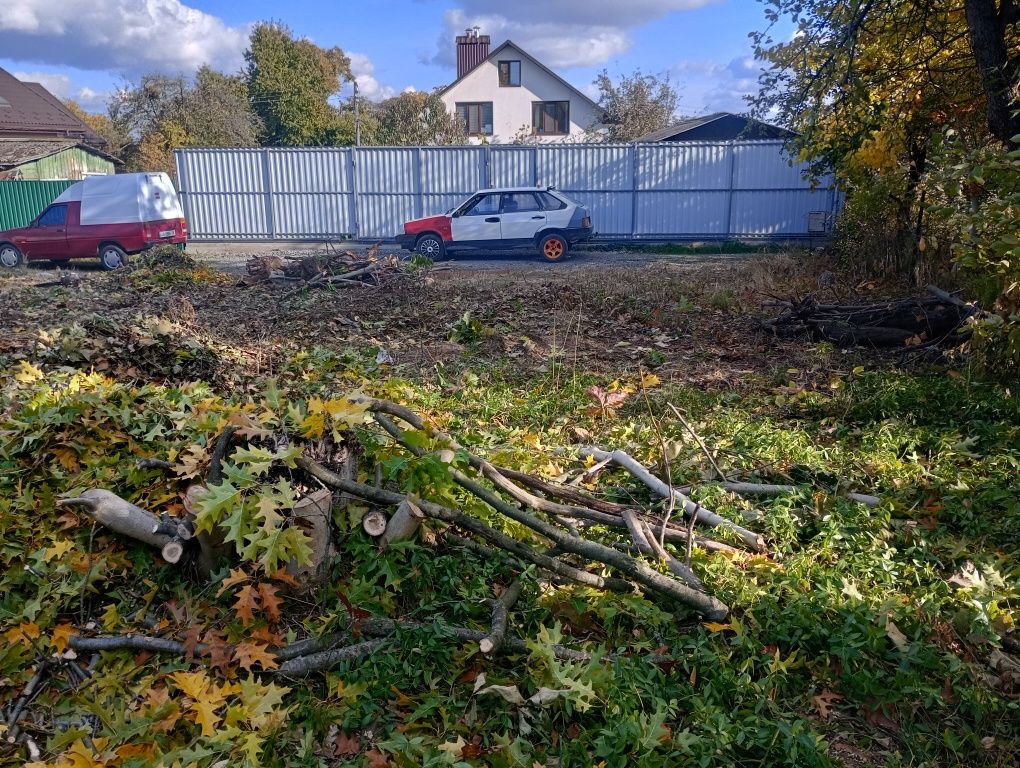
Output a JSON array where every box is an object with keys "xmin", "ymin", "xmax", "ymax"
[
  {"xmin": 591, "ymin": 69, "xmax": 679, "ymax": 141},
  {"xmin": 245, "ymin": 22, "xmax": 353, "ymax": 146},
  {"xmin": 186, "ymin": 67, "xmax": 263, "ymax": 147},
  {"xmin": 376, "ymin": 91, "xmax": 466, "ymax": 146},
  {"xmin": 63, "ymin": 100, "xmax": 131, "ymax": 157},
  {"xmin": 109, "ymin": 71, "xmax": 262, "ymax": 173}
]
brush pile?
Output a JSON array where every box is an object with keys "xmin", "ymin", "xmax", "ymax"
[
  {"xmin": 760, "ymin": 285, "xmax": 978, "ymax": 348},
  {"xmin": 241, "ymin": 243, "xmax": 420, "ymax": 293}
]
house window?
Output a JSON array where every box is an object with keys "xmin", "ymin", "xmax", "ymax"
[
  {"xmin": 456, "ymin": 102, "xmax": 493, "ymax": 136},
  {"xmin": 532, "ymin": 101, "xmax": 569, "ymax": 136},
  {"xmin": 498, "ymin": 60, "xmax": 521, "ymax": 87}
]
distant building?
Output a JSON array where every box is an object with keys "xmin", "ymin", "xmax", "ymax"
[
  {"xmin": 439, "ymin": 31, "xmax": 601, "ymax": 144},
  {"xmin": 0, "ymin": 67, "xmax": 118, "ymax": 180},
  {"xmin": 637, "ymin": 112, "xmax": 797, "ymax": 142}
]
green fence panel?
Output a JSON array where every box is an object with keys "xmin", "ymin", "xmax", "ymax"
[{"xmin": 0, "ymin": 180, "xmax": 75, "ymax": 230}]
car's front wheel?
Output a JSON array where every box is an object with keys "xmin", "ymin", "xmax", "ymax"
[
  {"xmin": 415, "ymin": 233, "xmax": 445, "ymax": 260},
  {"xmin": 99, "ymin": 244, "xmax": 128, "ymax": 270},
  {"xmin": 539, "ymin": 233, "xmax": 569, "ymax": 262},
  {"xmin": 0, "ymin": 243, "xmax": 25, "ymax": 268}
]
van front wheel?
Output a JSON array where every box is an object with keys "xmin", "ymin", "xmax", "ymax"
[{"xmin": 100, "ymin": 244, "xmax": 128, "ymax": 270}]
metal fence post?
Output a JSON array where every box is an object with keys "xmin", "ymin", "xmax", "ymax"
[
  {"xmin": 483, "ymin": 144, "xmax": 491, "ymax": 188},
  {"xmin": 173, "ymin": 150, "xmax": 193, "ymax": 235},
  {"xmin": 261, "ymin": 149, "xmax": 276, "ymax": 239},
  {"xmin": 348, "ymin": 146, "xmax": 359, "ymax": 239},
  {"xmin": 724, "ymin": 142, "xmax": 737, "ymax": 238},
  {"xmin": 630, "ymin": 143, "xmax": 639, "ymax": 239},
  {"xmin": 414, "ymin": 147, "xmax": 424, "ymax": 219},
  {"xmin": 532, "ymin": 144, "xmax": 539, "ymax": 187}
]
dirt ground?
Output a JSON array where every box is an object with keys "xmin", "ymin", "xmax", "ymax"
[{"xmin": 0, "ymin": 246, "xmax": 845, "ymax": 394}]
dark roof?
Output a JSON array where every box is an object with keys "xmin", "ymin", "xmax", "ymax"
[
  {"xmin": 0, "ymin": 138, "xmax": 120, "ymax": 169},
  {"xmin": 439, "ymin": 40, "xmax": 599, "ymax": 109},
  {"xmin": 0, "ymin": 67, "xmax": 106, "ymax": 146},
  {"xmin": 636, "ymin": 112, "xmax": 797, "ymax": 142}
]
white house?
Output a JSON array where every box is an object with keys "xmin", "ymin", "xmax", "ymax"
[{"xmin": 438, "ymin": 32, "xmax": 601, "ymax": 144}]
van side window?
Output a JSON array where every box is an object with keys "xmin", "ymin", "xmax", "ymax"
[
  {"xmin": 37, "ymin": 205, "xmax": 67, "ymax": 227},
  {"xmin": 538, "ymin": 192, "xmax": 567, "ymax": 211}
]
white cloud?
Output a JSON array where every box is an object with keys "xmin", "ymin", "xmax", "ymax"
[
  {"xmin": 0, "ymin": 1, "xmax": 249, "ymax": 77},
  {"xmin": 12, "ymin": 69, "xmax": 112, "ymax": 112},
  {"xmin": 670, "ymin": 56, "xmax": 762, "ymax": 114},
  {"xmin": 348, "ymin": 52, "xmax": 396, "ymax": 101},
  {"xmin": 431, "ymin": 0, "xmax": 717, "ymax": 69}
]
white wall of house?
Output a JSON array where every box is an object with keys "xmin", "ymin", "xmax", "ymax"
[{"xmin": 439, "ymin": 45, "xmax": 599, "ymax": 144}]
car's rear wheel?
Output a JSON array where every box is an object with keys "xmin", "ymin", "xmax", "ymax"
[
  {"xmin": 0, "ymin": 243, "xmax": 24, "ymax": 268},
  {"xmin": 415, "ymin": 234, "xmax": 445, "ymax": 260},
  {"xmin": 100, "ymin": 244, "xmax": 128, "ymax": 270},
  {"xmin": 539, "ymin": 233, "xmax": 568, "ymax": 262}
]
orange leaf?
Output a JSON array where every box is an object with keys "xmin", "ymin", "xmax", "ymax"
[
  {"xmin": 51, "ymin": 623, "xmax": 74, "ymax": 653},
  {"xmin": 5, "ymin": 621, "xmax": 40, "ymax": 646},
  {"xmin": 217, "ymin": 567, "xmax": 251, "ymax": 597},
  {"xmin": 233, "ymin": 641, "xmax": 279, "ymax": 672},
  {"xmin": 269, "ymin": 568, "xmax": 301, "ymax": 587},
  {"xmin": 233, "ymin": 584, "xmax": 261, "ymax": 626},
  {"xmin": 257, "ymin": 583, "xmax": 283, "ymax": 623}
]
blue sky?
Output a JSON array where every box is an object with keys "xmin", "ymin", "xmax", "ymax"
[{"xmin": 0, "ymin": 0, "xmax": 785, "ymax": 116}]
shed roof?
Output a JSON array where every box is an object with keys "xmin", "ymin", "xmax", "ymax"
[
  {"xmin": 0, "ymin": 137, "xmax": 120, "ymax": 169},
  {"xmin": 636, "ymin": 112, "xmax": 796, "ymax": 142},
  {"xmin": 0, "ymin": 67, "xmax": 106, "ymax": 146}
]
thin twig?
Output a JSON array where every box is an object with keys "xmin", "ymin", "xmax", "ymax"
[{"xmin": 667, "ymin": 402, "xmax": 727, "ymax": 481}]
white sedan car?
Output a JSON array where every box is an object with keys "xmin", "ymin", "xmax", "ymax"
[{"xmin": 396, "ymin": 187, "xmax": 593, "ymax": 262}]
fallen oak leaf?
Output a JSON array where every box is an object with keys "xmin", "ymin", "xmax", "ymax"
[
  {"xmin": 257, "ymin": 583, "xmax": 283, "ymax": 623},
  {"xmin": 217, "ymin": 567, "xmax": 250, "ymax": 597},
  {"xmin": 234, "ymin": 584, "xmax": 261, "ymax": 627},
  {"xmin": 233, "ymin": 641, "xmax": 279, "ymax": 672},
  {"xmin": 813, "ymin": 689, "xmax": 842, "ymax": 719}
]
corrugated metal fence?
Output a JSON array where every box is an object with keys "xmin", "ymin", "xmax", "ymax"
[
  {"xmin": 174, "ymin": 142, "xmax": 838, "ymax": 242},
  {"xmin": 0, "ymin": 180, "xmax": 75, "ymax": 230}
]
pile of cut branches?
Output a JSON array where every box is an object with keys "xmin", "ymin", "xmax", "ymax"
[
  {"xmin": 57, "ymin": 395, "xmax": 892, "ymax": 680},
  {"xmin": 759, "ymin": 285, "xmax": 978, "ymax": 348},
  {"xmin": 241, "ymin": 243, "xmax": 424, "ymax": 295}
]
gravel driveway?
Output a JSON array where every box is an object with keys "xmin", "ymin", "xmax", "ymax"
[{"xmin": 187, "ymin": 241, "xmax": 759, "ymax": 275}]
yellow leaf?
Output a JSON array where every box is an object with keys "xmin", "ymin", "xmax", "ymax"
[
  {"xmin": 44, "ymin": 539, "xmax": 75, "ymax": 562},
  {"xmin": 191, "ymin": 697, "xmax": 223, "ymax": 737},
  {"xmin": 100, "ymin": 603, "xmax": 120, "ymax": 632},
  {"xmin": 300, "ymin": 411, "xmax": 326, "ymax": 438},
  {"xmin": 14, "ymin": 360, "xmax": 44, "ymax": 383},
  {"xmin": 640, "ymin": 372, "xmax": 661, "ymax": 389},
  {"xmin": 702, "ymin": 621, "xmax": 731, "ymax": 633},
  {"xmin": 52, "ymin": 446, "xmax": 80, "ymax": 472},
  {"xmin": 171, "ymin": 670, "xmax": 211, "ymax": 700}
]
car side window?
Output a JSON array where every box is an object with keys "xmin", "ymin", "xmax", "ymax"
[
  {"xmin": 538, "ymin": 192, "xmax": 567, "ymax": 211},
  {"xmin": 37, "ymin": 205, "xmax": 67, "ymax": 227},
  {"xmin": 501, "ymin": 193, "xmax": 541, "ymax": 213},
  {"xmin": 463, "ymin": 195, "xmax": 500, "ymax": 216}
]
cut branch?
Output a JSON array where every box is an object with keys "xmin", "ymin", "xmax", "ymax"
[
  {"xmin": 580, "ymin": 447, "xmax": 765, "ymax": 553},
  {"xmin": 480, "ymin": 580, "xmax": 525, "ymax": 655}
]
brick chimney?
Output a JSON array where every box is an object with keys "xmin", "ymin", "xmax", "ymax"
[{"xmin": 456, "ymin": 28, "xmax": 490, "ymax": 79}]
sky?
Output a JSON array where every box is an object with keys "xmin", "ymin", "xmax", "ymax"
[{"xmin": 0, "ymin": 0, "xmax": 786, "ymax": 116}]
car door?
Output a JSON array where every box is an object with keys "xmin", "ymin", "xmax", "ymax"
[
  {"xmin": 450, "ymin": 193, "xmax": 502, "ymax": 246},
  {"xmin": 498, "ymin": 192, "xmax": 546, "ymax": 244},
  {"xmin": 19, "ymin": 204, "xmax": 70, "ymax": 260}
]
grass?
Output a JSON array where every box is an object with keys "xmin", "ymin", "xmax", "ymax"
[
  {"xmin": 0, "ymin": 254, "xmax": 1017, "ymax": 767},
  {"xmin": 590, "ymin": 240, "xmax": 788, "ymax": 256}
]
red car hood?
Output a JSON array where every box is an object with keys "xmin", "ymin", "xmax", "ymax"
[{"xmin": 404, "ymin": 214, "xmax": 449, "ymax": 231}]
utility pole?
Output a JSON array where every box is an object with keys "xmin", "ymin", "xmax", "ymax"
[{"xmin": 353, "ymin": 80, "xmax": 361, "ymax": 146}]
